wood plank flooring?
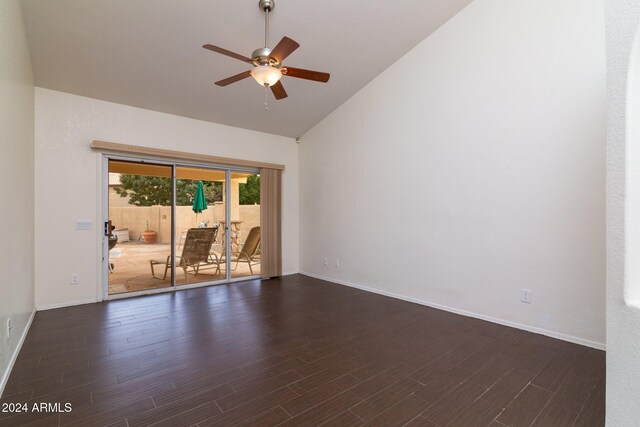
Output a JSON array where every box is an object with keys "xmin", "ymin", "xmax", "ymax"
[{"xmin": 1, "ymin": 274, "xmax": 605, "ymax": 426}]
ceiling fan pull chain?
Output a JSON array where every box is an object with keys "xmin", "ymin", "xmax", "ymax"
[{"xmin": 264, "ymin": 85, "xmax": 269, "ymax": 110}]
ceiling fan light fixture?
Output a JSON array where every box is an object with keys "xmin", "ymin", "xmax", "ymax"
[{"xmin": 251, "ymin": 65, "xmax": 282, "ymax": 87}]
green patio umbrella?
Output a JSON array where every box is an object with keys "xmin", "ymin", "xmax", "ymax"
[{"xmin": 192, "ymin": 181, "xmax": 208, "ymax": 224}]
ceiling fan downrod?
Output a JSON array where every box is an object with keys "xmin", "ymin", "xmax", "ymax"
[
  {"xmin": 260, "ymin": 0, "xmax": 275, "ymax": 109},
  {"xmin": 260, "ymin": 0, "xmax": 275, "ymax": 49}
]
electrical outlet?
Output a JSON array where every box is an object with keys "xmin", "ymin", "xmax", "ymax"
[
  {"xmin": 334, "ymin": 258, "xmax": 340, "ymax": 269},
  {"xmin": 521, "ymin": 289, "xmax": 532, "ymax": 303},
  {"xmin": 71, "ymin": 274, "xmax": 79, "ymax": 285},
  {"xmin": 323, "ymin": 257, "xmax": 328, "ymax": 266},
  {"xmin": 6, "ymin": 318, "xmax": 11, "ymax": 339}
]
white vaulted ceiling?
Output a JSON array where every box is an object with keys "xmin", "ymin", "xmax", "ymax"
[{"xmin": 20, "ymin": 0, "xmax": 472, "ymax": 137}]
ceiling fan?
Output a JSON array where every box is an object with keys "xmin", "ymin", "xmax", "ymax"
[{"xmin": 202, "ymin": 0, "xmax": 330, "ymax": 101}]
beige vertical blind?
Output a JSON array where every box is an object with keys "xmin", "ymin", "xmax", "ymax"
[{"xmin": 260, "ymin": 168, "xmax": 283, "ymax": 278}]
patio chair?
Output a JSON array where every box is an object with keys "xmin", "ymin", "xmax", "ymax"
[
  {"xmin": 149, "ymin": 227, "xmax": 219, "ymax": 283},
  {"xmin": 216, "ymin": 226, "xmax": 261, "ymax": 275},
  {"xmin": 178, "ymin": 222, "xmax": 217, "ymax": 250}
]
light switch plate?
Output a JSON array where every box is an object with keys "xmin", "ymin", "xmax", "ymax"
[{"xmin": 75, "ymin": 220, "xmax": 93, "ymax": 230}]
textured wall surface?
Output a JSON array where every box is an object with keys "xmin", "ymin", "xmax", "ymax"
[
  {"xmin": 605, "ymin": 0, "xmax": 640, "ymax": 424},
  {"xmin": 300, "ymin": 0, "xmax": 606, "ymax": 347},
  {"xmin": 0, "ymin": 0, "xmax": 35, "ymax": 395}
]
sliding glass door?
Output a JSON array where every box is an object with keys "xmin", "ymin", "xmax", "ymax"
[
  {"xmin": 229, "ymin": 171, "xmax": 261, "ymax": 279},
  {"xmin": 105, "ymin": 157, "xmax": 260, "ymax": 298},
  {"xmin": 173, "ymin": 166, "xmax": 227, "ymax": 286},
  {"xmin": 107, "ymin": 160, "xmax": 175, "ymax": 295}
]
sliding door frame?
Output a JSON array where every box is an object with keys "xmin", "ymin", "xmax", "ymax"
[{"xmin": 102, "ymin": 153, "xmax": 261, "ymax": 301}]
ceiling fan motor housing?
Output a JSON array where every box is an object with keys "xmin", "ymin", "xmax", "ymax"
[{"xmin": 252, "ymin": 47, "xmax": 276, "ymax": 66}]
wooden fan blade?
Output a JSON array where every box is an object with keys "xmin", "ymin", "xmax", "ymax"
[
  {"xmin": 215, "ymin": 70, "xmax": 252, "ymax": 86},
  {"xmin": 282, "ymin": 66, "xmax": 330, "ymax": 83},
  {"xmin": 203, "ymin": 44, "xmax": 253, "ymax": 64},
  {"xmin": 270, "ymin": 81, "xmax": 288, "ymax": 100},
  {"xmin": 269, "ymin": 37, "xmax": 300, "ymax": 64}
]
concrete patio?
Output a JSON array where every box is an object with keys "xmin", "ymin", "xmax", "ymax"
[{"xmin": 108, "ymin": 241, "xmax": 260, "ymax": 295}]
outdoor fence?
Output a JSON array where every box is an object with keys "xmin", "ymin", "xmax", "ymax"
[{"xmin": 109, "ymin": 202, "xmax": 260, "ymax": 245}]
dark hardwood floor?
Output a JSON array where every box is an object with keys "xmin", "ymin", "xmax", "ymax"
[{"xmin": 0, "ymin": 274, "xmax": 605, "ymax": 426}]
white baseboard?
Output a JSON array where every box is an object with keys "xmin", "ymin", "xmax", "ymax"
[
  {"xmin": 300, "ymin": 272, "xmax": 606, "ymax": 351},
  {"xmin": 37, "ymin": 299, "xmax": 99, "ymax": 311},
  {"xmin": 0, "ymin": 307, "xmax": 37, "ymax": 398}
]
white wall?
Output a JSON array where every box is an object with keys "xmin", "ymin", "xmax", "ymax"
[
  {"xmin": 0, "ymin": 0, "xmax": 35, "ymax": 394},
  {"xmin": 300, "ymin": 0, "xmax": 606, "ymax": 347},
  {"xmin": 34, "ymin": 88, "xmax": 298, "ymax": 309},
  {"xmin": 606, "ymin": 0, "xmax": 640, "ymax": 424}
]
